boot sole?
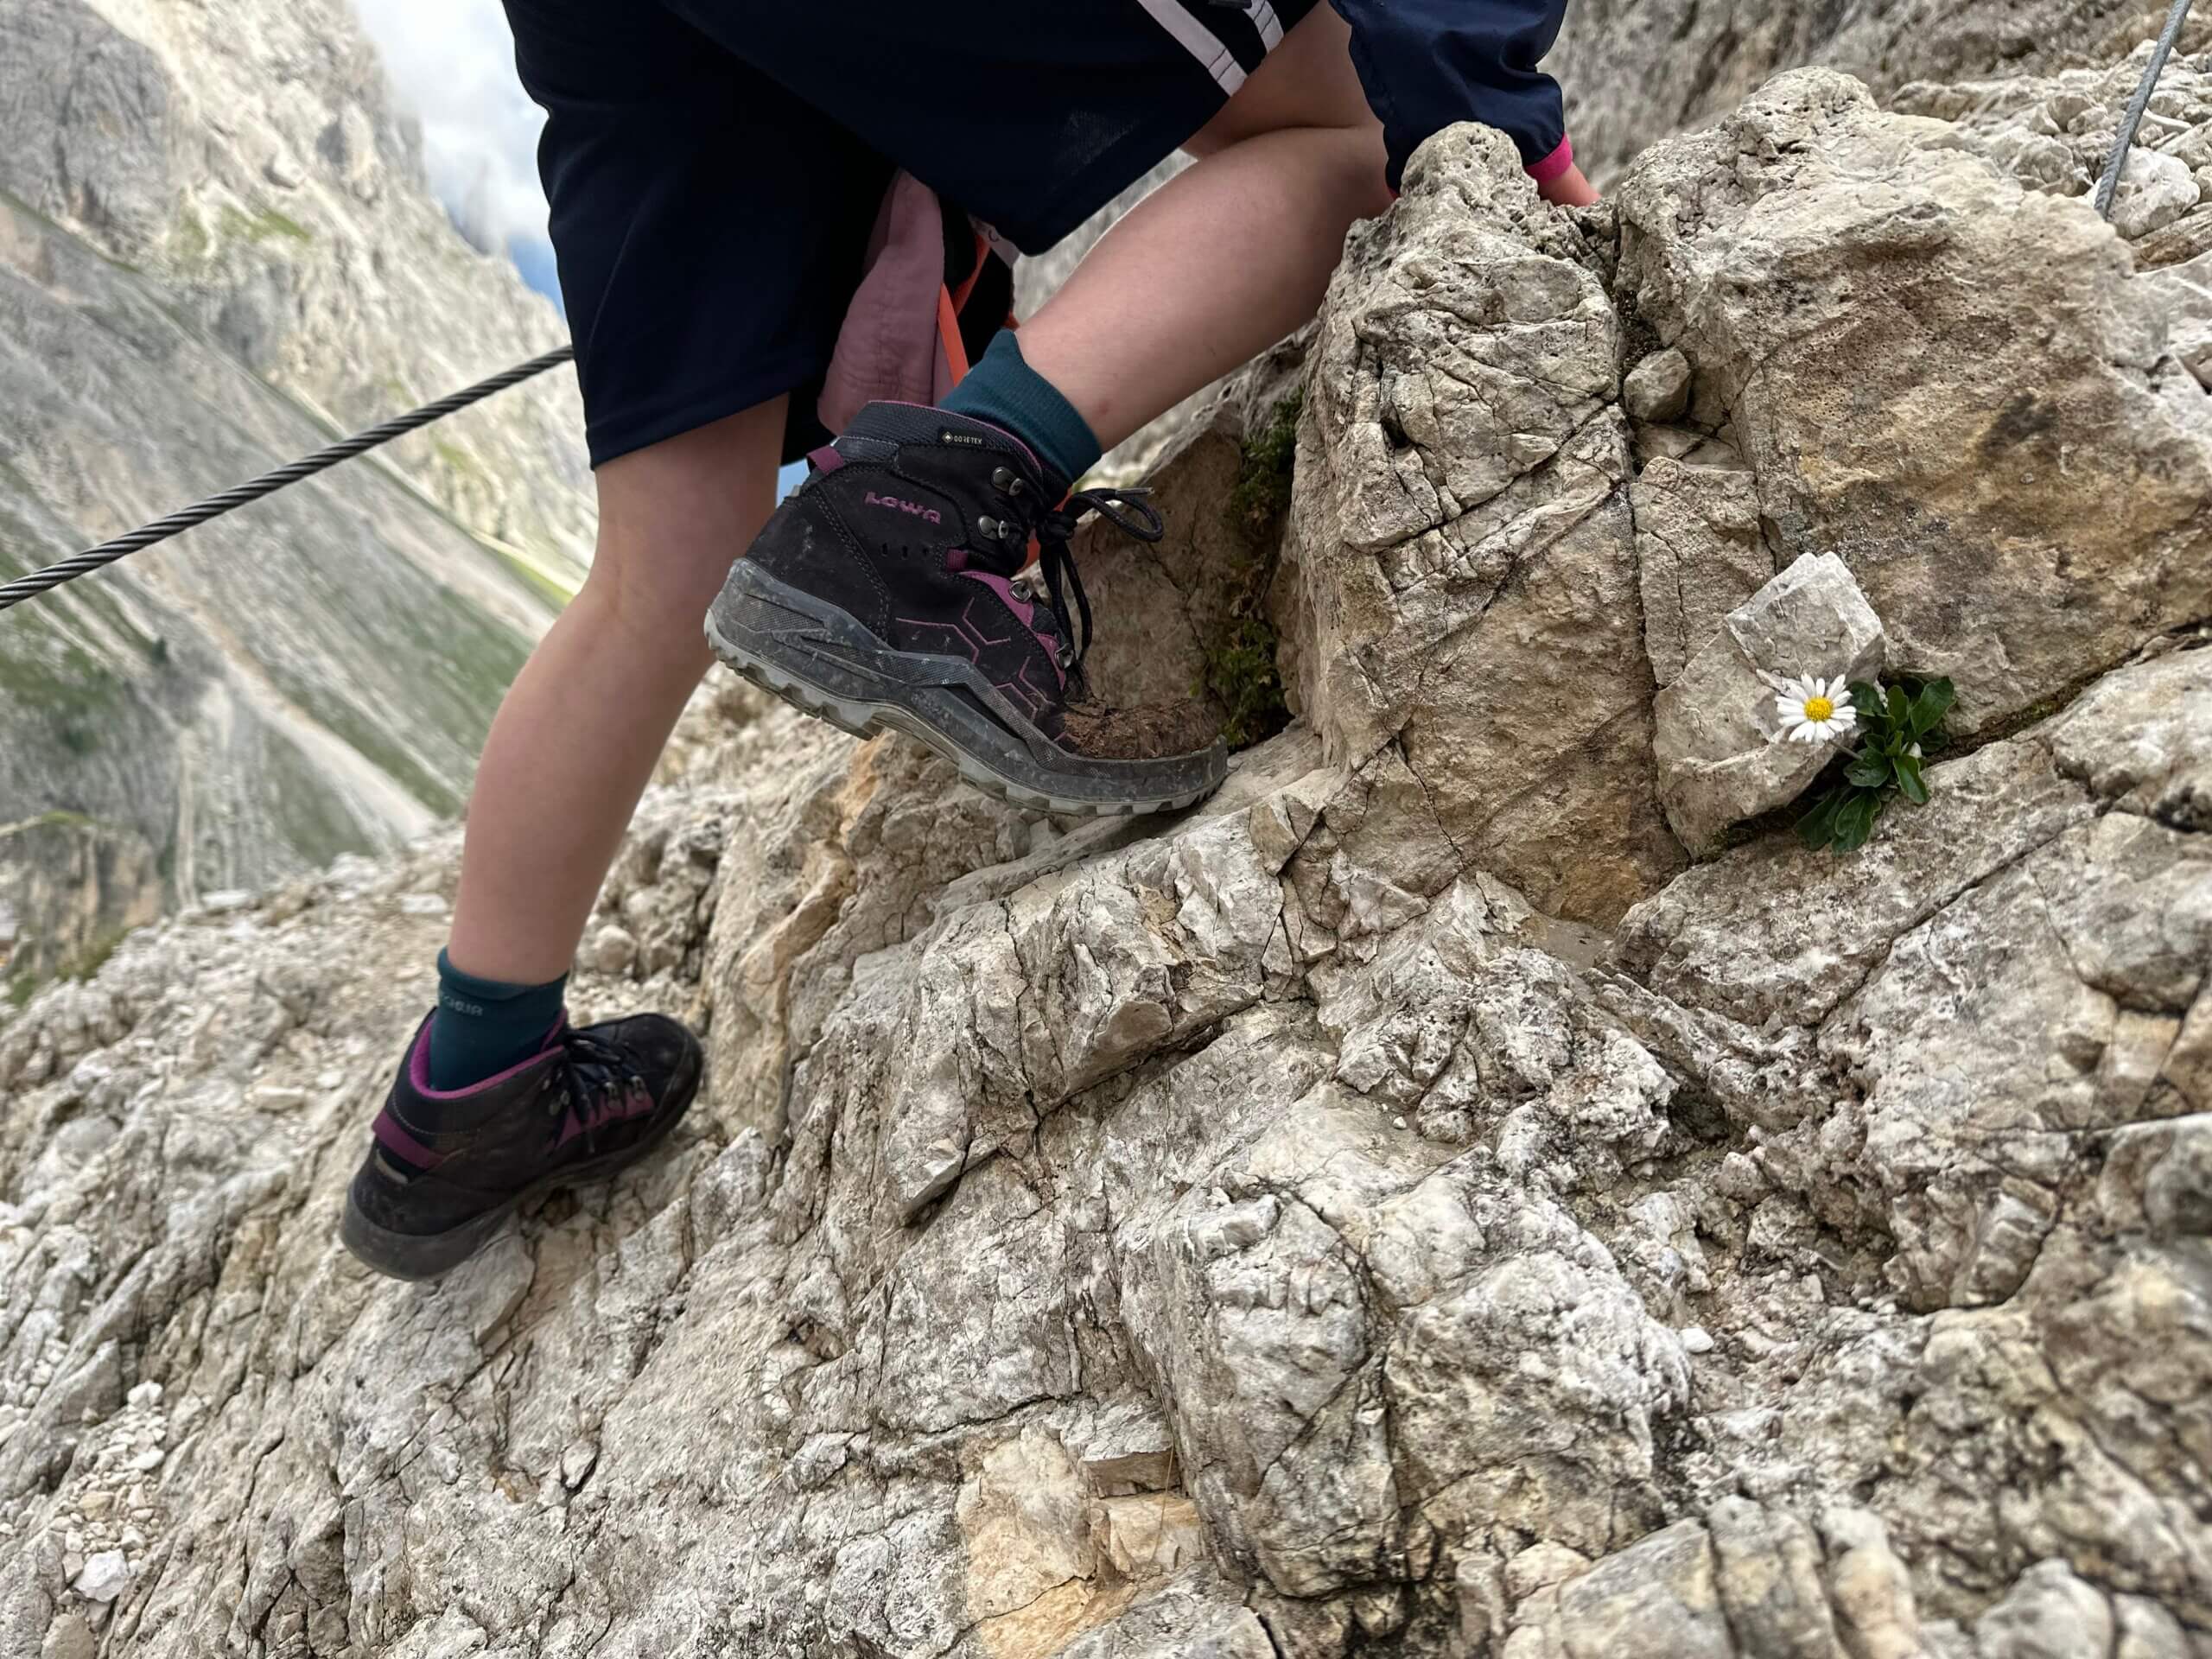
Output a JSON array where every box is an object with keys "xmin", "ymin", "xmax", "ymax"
[
  {"xmin": 704, "ymin": 559, "xmax": 1226, "ymax": 817},
  {"xmin": 339, "ymin": 1062, "xmax": 701, "ymax": 1283}
]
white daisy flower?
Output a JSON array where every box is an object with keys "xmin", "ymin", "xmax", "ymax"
[{"xmin": 1773, "ymin": 674, "xmax": 1858, "ymax": 745}]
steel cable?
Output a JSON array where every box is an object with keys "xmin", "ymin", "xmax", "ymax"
[
  {"xmin": 0, "ymin": 346, "xmax": 574, "ymax": 613},
  {"xmin": 2095, "ymin": 0, "xmax": 2198, "ymax": 217}
]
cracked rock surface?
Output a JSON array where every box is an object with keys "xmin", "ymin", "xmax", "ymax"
[{"xmin": 2, "ymin": 46, "xmax": 2211, "ymax": 1659}]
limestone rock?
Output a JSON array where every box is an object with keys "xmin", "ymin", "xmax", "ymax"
[
  {"xmin": 1654, "ymin": 555, "xmax": 1887, "ymax": 852},
  {"xmin": 1615, "ymin": 70, "xmax": 2212, "ymax": 738},
  {"xmin": 1890, "ymin": 49, "xmax": 2212, "ymax": 263},
  {"xmin": 1632, "ymin": 447, "xmax": 1776, "ymax": 690},
  {"xmin": 1550, "ymin": 0, "xmax": 2146, "ymax": 177},
  {"xmin": 587, "ymin": 924, "xmax": 639, "ymax": 981},
  {"xmin": 3, "ymin": 33, "xmax": 2212, "ymax": 1659},
  {"xmin": 40, "ymin": 1615, "xmax": 96, "ymax": 1659},
  {"xmin": 0, "ymin": 0, "xmax": 589, "ymax": 568},
  {"xmin": 2111, "ymin": 147, "xmax": 2202, "ymax": 237},
  {"xmin": 2141, "ymin": 251, "xmax": 2212, "ymax": 390},
  {"xmin": 1623, "ymin": 347, "xmax": 1692, "ymax": 423},
  {"xmin": 71, "ymin": 1550, "xmax": 126, "ymax": 1602},
  {"xmin": 1274, "ymin": 124, "xmax": 1681, "ymax": 923}
]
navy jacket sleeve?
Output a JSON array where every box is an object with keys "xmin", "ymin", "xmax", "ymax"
[{"xmin": 1327, "ymin": 0, "xmax": 1573, "ymax": 190}]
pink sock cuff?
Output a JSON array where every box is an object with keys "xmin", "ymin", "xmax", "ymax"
[{"xmin": 1526, "ymin": 137, "xmax": 1575, "ymax": 184}]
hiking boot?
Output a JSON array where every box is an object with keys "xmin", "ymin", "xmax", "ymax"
[
  {"xmin": 340, "ymin": 1012, "xmax": 702, "ymax": 1281},
  {"xmin": 705, "ymin": 402, "xmax": 1228, "ymax": 816}
]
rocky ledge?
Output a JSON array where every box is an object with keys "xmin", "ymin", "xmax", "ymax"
[{"xmin": 0, "ymin": 60, "xmax": 2209, "ymax": 1659}]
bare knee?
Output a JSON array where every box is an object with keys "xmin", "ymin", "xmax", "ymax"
[
  {"xmin": 1317, "ymin": 121, "xmax": 1395, "ymax": 222},
  {"xmin": 585, "ymin": 397, "xmax": 787, "ymax": 633},
  {"xmin": 575, "ymin": 543, "xmax": 722, "ymax": 664}
]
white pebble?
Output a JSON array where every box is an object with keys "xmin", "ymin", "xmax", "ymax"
[
  {"xmin": 126, "ymin": 1447, "xmax": 164, "ymax": 1472},
  {"xmin": 125, "ymin": 1382, "xmax": 162, "ymax": 1410},
  {"xmin": 559, "ymin": 1440, "xmax": 599, "ymax": 1491},
  {"xmin": 1680, "ymin": 1325, "xmax": 1716, "ymax": 1355},
  {"xmin": 73, "ymin": 1549, "xmax": 130, "ymax": 1602},
  {"xmin": 587, "ymin": 925, "xmax": 639, "ymax": 979}
]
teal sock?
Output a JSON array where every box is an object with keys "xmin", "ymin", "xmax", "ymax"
[
  {"xmin": 424, "ymin": 949, "xmax": 568, "ymax": 1094},
  {"xmin": 940, "ymin": 332, "xmax": 1103, "ymax": 488}
]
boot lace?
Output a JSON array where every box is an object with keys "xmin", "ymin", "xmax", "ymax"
[
  {"xmin": 544, "ymin": 1028, "xmax": 649, "ymax": 1149},
  {"xmin": 981, "ymin": 468, "xmax": 1165, "ymax": 671}
]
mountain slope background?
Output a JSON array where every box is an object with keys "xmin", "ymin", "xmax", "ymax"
[{"xmin": 0, "ymin": 0, "xmax": 593, "ymax": 987}]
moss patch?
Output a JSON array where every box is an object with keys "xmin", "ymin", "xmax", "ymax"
[
  {"xmin": 264, "ymin": 726, "xmax": 377, "ymax": 868},
  {"xmin": 170, "ymin": 212, "xmax": 211, "ymax": 266},
  {"xmin": 0, "ymin": 639, "xmax": 124, "ymax": 756},
  {"xmin": 4, "ymin": 925, "xmax": 133, "ymax": 1008},
  {"xmin": 1225, "ymin": 391, "xmax": 1302, "ymax": 548},
  {"xmin": 65, "ymin": 928, "xmax": 125, "ymax": 982},
  {"xmin": 271, "ymin": 669, "xmax": 465, "ymax": 819},
  {"xmin": 219, "ymin": 204, "xmax": 313, "ymax": 246},
  {"xmin": 1200, "ymin": 611, "xmax": 1287, "ymax": 751},
  {"xmin": 433, "ymin": 440, "xmax": 486, "ymax": 482},
  {"xmin": 1195, "ymin": 391, "xmax": 1303, "ymax": 751}
]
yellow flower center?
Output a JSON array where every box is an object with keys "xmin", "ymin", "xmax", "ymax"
[{"xmin": 1802, "ymin": 696, "xmax": 1834, "ymax": 722}]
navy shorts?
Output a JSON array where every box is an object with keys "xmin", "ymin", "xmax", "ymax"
[{"xmin": 505, "ymin": 0, "xmax": 1320, "ymax": 466}]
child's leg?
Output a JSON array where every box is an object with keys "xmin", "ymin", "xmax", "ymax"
[
  {"xmin": 1015, "ymin": 6, "xmax": 1390, "ymax": 450},
  {"xmin": 701, "ymin": 6, "xmax": 1390, "ymax": 821},
  {"xmin": 340, "ymin": 400, "xmax": 779, "ymax": 1274},
  {"xmin": 444, "ymin": 397, "xmax": 785, "ymax": 988}
]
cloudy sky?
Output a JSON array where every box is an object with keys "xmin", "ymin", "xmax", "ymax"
[{"xmin": 353, "ymin": 0, "xmax": 560, "ymax": 301}]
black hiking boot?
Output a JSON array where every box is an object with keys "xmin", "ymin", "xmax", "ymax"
[
  {"xmin": 340, "ymin": 1012, "xmax": 702, "ymax": 1281},
  {"xmin": 705, "ymin": 402, "xmax": 1228, "ymax": 816}
]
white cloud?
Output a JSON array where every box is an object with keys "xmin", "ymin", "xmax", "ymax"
[{"xmin": 353, "ymin": 0, "xmax": 550, "ymax": 255}]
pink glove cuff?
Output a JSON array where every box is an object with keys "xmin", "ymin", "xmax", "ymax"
[{"xmin": 1526, "ymin": 137, "xmax": 1575, "ymax": 184}]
